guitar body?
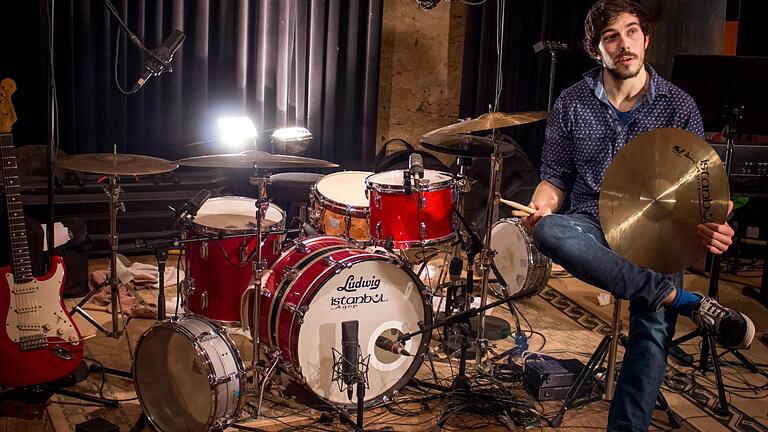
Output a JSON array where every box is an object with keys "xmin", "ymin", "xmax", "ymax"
[
  {"xmin": 0, "ymin": 78, "xmax": 84, "ymax": 388},
  {"xmin": 0, "ymin": 255, "xmax": 83, "ymax": 387}
]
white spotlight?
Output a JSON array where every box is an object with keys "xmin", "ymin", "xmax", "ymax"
[
  {"xmin": 271, "ymin": 127, "xmax": 313, "ymax": 155},
  {"xmin": 218, "ymin": 116, "xmax": 257, "ymax": 149}
]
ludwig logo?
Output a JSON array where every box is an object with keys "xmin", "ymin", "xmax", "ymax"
[{"xmin": 336, "ymin": 275, "xmax": 381, "ymax": 293}]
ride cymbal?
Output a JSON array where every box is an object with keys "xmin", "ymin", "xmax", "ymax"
[
  {"xmin": 419, "ymin": 134, "xmax": 524, "ymax": 158},
  {"xmin": 422, "ymin": 111, "xmax": 548, "ymax": 137},
  {"xmin": 599, "ymin": 128, "xmax": 729, "ymax": 274},
  {"xmin": 58, "ymin": 153, "xmax": 178, "ymax": 175},
  {"xmin": 174, "ymin": 149, "xmax": 339, "ymax": 169}
]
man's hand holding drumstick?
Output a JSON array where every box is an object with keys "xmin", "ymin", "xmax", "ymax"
[{"xmin": 500, "ymin": 180, "xmax": 565, "ymax": 231}]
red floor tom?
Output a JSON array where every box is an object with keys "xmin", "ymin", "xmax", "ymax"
[{"xmin": 185, "ymin": 196, "xmax": 285, "ymax": 326}]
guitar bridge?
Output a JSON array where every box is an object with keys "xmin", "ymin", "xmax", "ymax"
[{"xmin": 19, "ymin": 334, "xmax": 48, "ymax": 351}]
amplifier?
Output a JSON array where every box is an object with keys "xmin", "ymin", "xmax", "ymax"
[
  {"xmin": 708, "ymin": 142, "xmax": 768, "ymax": 197},
  {"xmin": 523, "ymin": 359, "xmax": 592, "ymax": 401}
]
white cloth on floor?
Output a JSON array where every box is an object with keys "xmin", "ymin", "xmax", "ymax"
[{"xmin": 116, "ymin": 254, "xmax": 185, "ymax": 287}]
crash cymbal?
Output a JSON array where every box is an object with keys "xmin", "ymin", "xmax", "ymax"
[
  {"xmin": 419, "ymin": 134, "xmax": 524, "ymax": 158},
  {"xmin": 58, "ymin": 153, "xmax": 178, "ymax": 175},
  {"xmin": 599, "ymin": 128, "xmax": 729, "ymax": 274},
  {"xmin": 422, "ymin": 111, "xmax": 549, "ymax": 137},
  {"xmin": 174, "ymin": 149, "xmax": 339, "ymax": 169}
]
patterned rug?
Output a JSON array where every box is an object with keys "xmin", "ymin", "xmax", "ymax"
[{"xmin": 45, "ymin": 283, "xmax": 767, "ymax": 431}]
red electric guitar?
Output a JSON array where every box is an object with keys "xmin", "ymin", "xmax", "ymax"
[{"xmin": 0, "ymin": 78, "xmax": 83, "ymax": 388}]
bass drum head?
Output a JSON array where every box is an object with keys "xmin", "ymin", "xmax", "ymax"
[
  {"xmin": 133, "ymin": 316, "xmax": 244, "ymax": 432},
  {"xmin": 489, "ymin": 219, "xmax": 533, "ymax": 296},
  {"xmin": 296, "ymin": 259, "xmax": 429, "ymax": 406}
]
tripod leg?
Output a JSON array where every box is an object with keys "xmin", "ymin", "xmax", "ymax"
[
  {"xmin": 727, "ymin": 348, "xmax": 760, "ymax": 374},
  {"xmin": 550, "ymin": 334, "xmax": 611, "ymax": 427},
  {"xmin": 655, "ymin": 391, "xmax": 680, "ymax": 429},
  {"xmin": 705, "ymin": 333, "xmax": 730, "ymax": 416}
]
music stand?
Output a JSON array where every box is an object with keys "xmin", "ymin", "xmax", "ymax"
[{"xmin": 669, "ymin": 54, "xmax": 767, "ymax": 415}]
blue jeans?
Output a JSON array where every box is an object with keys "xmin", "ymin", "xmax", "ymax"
[{"xmin": 532, "ymin": 213, "xmax": 680, "ymax": 431}]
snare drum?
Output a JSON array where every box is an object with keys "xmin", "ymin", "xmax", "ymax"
[
  {"xmin": 186, "ymin": 196, "xmax": 285, "ymax": 326},
  {"xmin": 133, "ymin": 315, "xmax": 246, "ymax": 432},
  {"xmin": 309, "ymin": 171, "xmax": 371, "ymax": 241},
  {"xmin": 251, "ymin": 235, "xmax": 431, "ymax": 406},
  {"xmin": 489, "ymin": 218, "xmax": 551, "ymax": 298},
  {"xmin": 366, "ymin": 170, "xmax": 455, "ymax": 250}
]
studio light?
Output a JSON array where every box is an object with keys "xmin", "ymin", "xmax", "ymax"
[
  {"xmin": 218, "ymin": 116, "xmax": 257, "ymax": 149},
  {"xmin": 271, "ymin": 127, "xmax": 313, "ymax": 155}
]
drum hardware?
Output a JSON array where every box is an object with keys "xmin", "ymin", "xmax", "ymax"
[{"xmin": 59, "ymin": 151, "xmax": 179, "ymax": 339}]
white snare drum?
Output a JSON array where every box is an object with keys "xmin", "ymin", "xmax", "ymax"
[
  {"xmin": 133, "ymin": 315, "xmax": 246, "ymax": 432},
  {"xmin": 489, "ymin": 218, "xmax": 551, "ymax": 298},
  {"xmin": 310, "ymin": 171, "xmax": 371, "ymax": 241}
]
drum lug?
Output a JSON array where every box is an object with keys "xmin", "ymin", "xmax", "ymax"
[
  {"xmin": 419, "ymin": 222, "xmax": 427, "ymax": 240},
  {"xmin": 417, "ymin": 193, "xmax": 426, "ymax": 210},
  {"xmin": 283, "ymin": 302, "xmax": 308, "ymax": 317},
  {"xmin": 200, "ymin": 291, "xmax": 208, "ymax": 310},
  {"xmin": 323, "ymin": 256, "xmax": 352, "ymax": 273},
  {"xmin": 213, "ymin": 371, "xmax": 240, "ymax": 386},
  {"xmin": 240, "ymin": 243, "xmax": 250, "ymax": 264},
  {"xmin": 289, "ymin": 239, "xmax": 310, "ymax": 254},
  {"xmin": 374, "ymin": 193, "xmax": 382, "ymax": 209},
  {"xmin": 283, "ymin": 266, "xmax": 299, "ymax": 280},
  {"xmin": 184, "ymin": 278, "xmax": 195, "ymax": 296},
  {"xmin": 200, "ymin": 241, "xmax": 208, "ymax": 261},
  {"xmin": 344, "ymin": 213, "xmax": 353, "ymax": 239},
  {"xmin": 375, "ymin": 221, "xmax": 383, "ymax": 239}
]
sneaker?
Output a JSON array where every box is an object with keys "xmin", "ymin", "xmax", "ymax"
[{"xmin": 692, "ymin": 297, "xmax": 755, "ymax": 349}]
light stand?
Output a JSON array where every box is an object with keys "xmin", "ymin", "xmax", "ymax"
[
  {"xmin": 533, "ymin": 40, "xmax": 568, "ymax": 111},
  {"xmin": 669, "ymin": 105, "xmax": 759, "ymax": 416}
]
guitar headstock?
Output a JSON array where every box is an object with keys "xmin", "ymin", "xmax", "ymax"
[{"xmin": 0, "ymin": 78, "xmax": 17, "ymax": 134}]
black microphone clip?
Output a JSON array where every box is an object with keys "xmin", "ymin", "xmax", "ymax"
[
  {"xmin": 172, "ymin": 189, "xmax": 211, "ymax": 230},
  {"xmin": 132, "ymin": 29, "xmax": 186, "ymax": 92}
]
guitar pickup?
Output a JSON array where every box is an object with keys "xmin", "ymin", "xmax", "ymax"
[{"xmin": 14, "ymin": 305, "xmax": 42, "ymax": 314}]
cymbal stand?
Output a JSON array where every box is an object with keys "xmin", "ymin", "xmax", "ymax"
[
  {"xmin": 249, "ymin": 170, "xmax": 271, "ymax": 387},
  {"xmin": 69, "ymin": 175, "xmax": 129, "ymax": 338},
  {"xmin": 444, "ymin": 156, "xmax": 472, "ymax": 320},
  {"xmin": 475, "ymin": 130, "xmax": 504, "ymax": 365}
]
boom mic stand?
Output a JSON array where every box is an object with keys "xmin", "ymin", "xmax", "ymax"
[{"xmin": 669, "ymin": 105, "xmax": 759, "ymax": 416}]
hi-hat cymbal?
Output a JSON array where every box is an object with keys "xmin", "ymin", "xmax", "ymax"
[
  {"xmin": 174, "ymin": 149, "xmax": 339, "ymax": 169},
  {"xmin": 422, "ymin": 111, "xmax": 549, "ymax": 137},
  {"xmin": 599, "ymin": 128, "xmax": 729, "ymax": 274},
  {"xmin": 58, "ymin": 153, "xmax": 178, "ymax": 175},
  {"xmin": 420, "ymin": 134, "xmax": 524, "ymax": 158}
]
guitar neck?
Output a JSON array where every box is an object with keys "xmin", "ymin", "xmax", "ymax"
[{"xmin": 0, "ymin": 133, "xmax": 32, "ymax": 284}]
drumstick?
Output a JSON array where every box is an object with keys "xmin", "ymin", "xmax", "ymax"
[
  {"xmin": 499, "ymin": 198, "xmax": 536, "ymax": 215},
  {"xmin": 510, "ymin": 210, "xmax": 530, "ymax": 217}
]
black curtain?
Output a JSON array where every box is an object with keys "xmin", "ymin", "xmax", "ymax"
[
  {"xmin": 460, "ymin": 0, "xmax": 595, "ymax": 168},
  {"xmin": 1, "ymin": 0, "xmax": 383, "ymax": 170}
]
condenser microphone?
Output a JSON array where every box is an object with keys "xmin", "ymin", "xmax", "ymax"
[
  {"xmin": 172, "ymin": 189, "xmax": 211, "ymax": 229},
  {"xmin": 341, "ymin": 320, "xmax": 359, "ymax": 401},
  {"xmin": 132, "ymin": 29, "xmax": 186, "ymax": 92},
  {"xmin": 375, "ymin": 336, "xmax": 411, "ymax": 357},
  {"xmin": 408, "ymin": 153, "xmax": 424, "ymax": 179}
]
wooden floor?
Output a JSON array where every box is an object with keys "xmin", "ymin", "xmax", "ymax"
[{"xmin": 2, "ymin": 253, "xmax": 766, "ymax": 432}]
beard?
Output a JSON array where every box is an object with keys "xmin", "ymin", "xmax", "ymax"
[{"xmin": 606, "ymin": 54, "xmax": 643, "ymax": 80}]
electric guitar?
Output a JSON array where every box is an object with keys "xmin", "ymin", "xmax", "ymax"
[{"xmin": 0, "ymin": 78, "xmax": 83, "ymax": 388}]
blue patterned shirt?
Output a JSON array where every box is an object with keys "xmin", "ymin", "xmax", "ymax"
[{"xmin": 540, "ymin": 65, "xmax": 704, "ymax": 219}]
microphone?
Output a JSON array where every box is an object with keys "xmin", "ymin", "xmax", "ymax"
[
  {"xmin": 172, "ymin": 189, "xmax": 211, "ymax": 229},
  {"xmin": 375, "ymin": 336, "xmax": 411, "ymax": 357},
  {"xmin": 408, "ymin": 153, "xmax": 424, "ymax": 179},
  {"xmin": 132, "ymin": 29, "xmax": 186, "ymax": 92},
  {"xmin": 341, "ymin": 320, "xmax": 359, "ymax": 401}
]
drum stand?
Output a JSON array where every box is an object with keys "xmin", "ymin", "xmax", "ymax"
[
  {"xmin": 475, "ymin": 130, "xmax": 505, "ymax": 365},
  {"xmin": 248, "ymin": 171, "xmax": 272, "ymax": 390},
  {"xmin": 69, "ymin": 176, "xmax": 138, "ymax": 338}
]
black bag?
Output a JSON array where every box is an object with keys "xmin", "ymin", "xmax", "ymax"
[
  {"xmin": 0, "ymin": 212, "xmax": 90, "ymax": 298},
  {"xmin": 373, "ymin": 138, "xmax": 450, "ymax": 173}
]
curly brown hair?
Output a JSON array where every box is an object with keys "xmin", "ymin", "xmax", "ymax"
[{"xmin": 583, "ymin": 0, "xmax": 650, "ymax": 61}]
